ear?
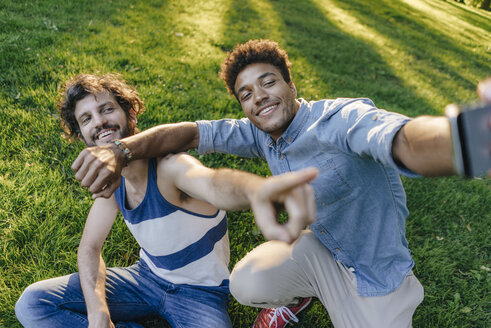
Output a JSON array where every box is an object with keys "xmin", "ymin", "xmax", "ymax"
[
  {"xmin": 129, "ymin": 109, "xmax": 137, "ymax": 125},
  {"xmin": 289, "ymin": 81, "xmax": 297, "ymax": 98},
  {"xmin": 288, "ymin": 81, "xmax": 297, "ymax": 99}
]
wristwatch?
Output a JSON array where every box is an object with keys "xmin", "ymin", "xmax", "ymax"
[{"xmin": 113, "ymin": 139, "xmax": 133, "ymax": 166}]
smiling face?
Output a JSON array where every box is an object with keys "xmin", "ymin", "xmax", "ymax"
[
  {"xmin": 235, "ymin": 63, "xmax": 300, "ymax": 140},
  {"xmin": 74, "ymin": 92, "xmax": 133, "ymax": 147}
]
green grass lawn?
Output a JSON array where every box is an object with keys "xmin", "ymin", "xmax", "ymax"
[{"xmin": 1, "ymin": 0, "xmax": 490, "ymax": 327}]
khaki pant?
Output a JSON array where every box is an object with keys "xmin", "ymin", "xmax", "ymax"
[{"xmin": 230, "ymin": 230, "xmax": 424, "ymax": 328}]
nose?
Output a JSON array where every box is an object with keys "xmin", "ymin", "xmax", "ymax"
[
  {"xmin": 92, "ymin": 112, "xmax": 108, "ymax": 128},
  {"xmin": 254, "ymin": 87, "xmax": 268, "ymax": 105}
]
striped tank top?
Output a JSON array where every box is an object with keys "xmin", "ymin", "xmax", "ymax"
[{"xmin": 114, "ymin": 158, "xmax": 230, "ymax": 287}]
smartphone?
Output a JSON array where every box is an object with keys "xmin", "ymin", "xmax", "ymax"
[{"xmin": 447, "ymin": 102, "xmax": 491, "ymax": 177}]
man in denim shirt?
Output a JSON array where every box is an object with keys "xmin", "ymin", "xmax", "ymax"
[{"xmin": 71, "ymin": 40, "xmax": 490, "ymax": 328}]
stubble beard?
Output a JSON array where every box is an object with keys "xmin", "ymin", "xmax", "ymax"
[{"xmin": 81, "ymin": 122, "xmax": 131, "ymax": 147}]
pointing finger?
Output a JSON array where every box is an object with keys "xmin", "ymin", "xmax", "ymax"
[{"xmin": 260, "ymin": 168, "xmax": 318, "ymax": 199}]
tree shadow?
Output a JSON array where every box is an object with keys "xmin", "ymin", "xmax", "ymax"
[
  {"xmin": 442, "ymin": 0, "xmax": 491, "ymax": 30},
  {"xmin": 0, "ymin": 0, "xmax": 135, "ymax": 104},
  {"xmin": 215, "ymin": 0, "xmax": 268, "ymax": 50},
  {"xmin": 261, "ymin": 0, "xmax": 444, "ymax": 115},
  {"xmin": 327, "ymin": 0, "xmax": 490, "ymax": 103}
]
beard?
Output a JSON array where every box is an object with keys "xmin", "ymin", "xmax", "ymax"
[{"xmin": 81, "ymin": 122, "xmax": 131, "ymax": 147}]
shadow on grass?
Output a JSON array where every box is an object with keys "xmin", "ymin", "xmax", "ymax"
[
  {"xmin": 442, "ymin": 0, "xmax": 491, "ymax": 29},
  {"xmin": 328, "ymin": 0, "xmax": 490, "ymax": 101},
  {"xmin": 215, "ymin": 0, "xmax": 267, "ymax": 50},
  {"xmin": 0, "ymin": 0, "xmax": 133, "ymax": 103},
  {"xmin": 264, "ymin": 0, "xmax": 446, "ymax": 116}
]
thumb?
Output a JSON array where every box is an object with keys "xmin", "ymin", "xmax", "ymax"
[
  {"xmin": 251, "ymin": 200, "xmax": 294, "ymax": 243},
  {"xmin": 477, "ymin": 78, "xmax": 491, "ymax": 104}
]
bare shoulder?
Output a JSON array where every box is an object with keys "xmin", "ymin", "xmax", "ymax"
[
  {"xmin": 154, "ymin": 153, "xmax": 217, "ymax": 214},
  {"xmin": 157, "ymin": 152, "xmax": 202, "ymax": 172},
  {"xmin": 155, "ymin": 153, "xmax": 201, "ymax": 192}
]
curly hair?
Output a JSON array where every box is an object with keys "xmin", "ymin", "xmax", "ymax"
[
  {"xmin": 57, "ymin": 73, "xmax": 145, "ymax": 141},
  {"xmin": 219, "ymin": 39, "xmax": 292, "ymax": 98}
]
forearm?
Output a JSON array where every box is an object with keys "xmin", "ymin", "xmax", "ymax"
[
  {"xmin": 77, "ymin": 248, "xmax": 111, "ymax": 322},
  {"xmin": 207, "ymin": 168, "xmax": 265, "ymax": 210},
  {"xmin": 393, "ymin": 116, "xmax": 454, "ymax": 176},
  {"xmin": 122, "ymin": 122, "xmax": 199, "ymax": 161},
  {"xmin": 208, "ymin": 167, "xmax": 318, "ymax": 243}
]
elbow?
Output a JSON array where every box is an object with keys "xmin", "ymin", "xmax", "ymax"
[
  {"xmin": 392, "ymin": 128, "xmax": 411, "ymax": 168},
  {"xmin": 77, "ymin": 242, "xmax": 101, "ymax": 262}
]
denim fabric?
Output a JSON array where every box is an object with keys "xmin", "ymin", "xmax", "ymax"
[
  {"xmin": 198, "ymin": 98, "xmax": 419, "ymax": 297},
  {"xmin": 15, "ymin": 260, "xmax": 231, "ymax": 328}
]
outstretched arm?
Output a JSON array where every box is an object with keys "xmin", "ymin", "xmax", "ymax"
[
  {"xmin": 392, "ymin": 116, "xmax": 454, "ymax": 176},
  {"xmin": 78, "ymin": 196, "xmax": 119, "ymax": 328},
  {"xmin": 72, "ymin": 122, "xmax": 199, "ymax": 199},
  {"xmin": 393, "ymin": 78, "xmax": 491, "ymax": 176},
  {"xmin": 161, "ymin": 153, "xmax": 318, "ymax": 243}
]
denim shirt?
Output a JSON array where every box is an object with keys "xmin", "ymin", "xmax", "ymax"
[{"xmin": 197, "ymin": 98, "xmax": 418, "ymax": 296}]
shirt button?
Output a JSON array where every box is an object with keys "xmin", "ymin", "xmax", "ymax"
[
  {"xmin": 335, "ymin": 248, "xmax": 340, "ymax": 252},
  {"xmin": 280, "ymin": 154, "xmax": 285, "ymax": 160},
  {"xmin": 287, "ymin": 137, "xmax": 291, "ymax": 142},
  {"xmin": 320, "ymin": 230, "xmax": 326, "ymax": 234}
]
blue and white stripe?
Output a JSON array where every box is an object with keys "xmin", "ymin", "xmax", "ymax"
[{"xmin": 115, "ymin": 158, "xmax": 230, "ymax": 287}]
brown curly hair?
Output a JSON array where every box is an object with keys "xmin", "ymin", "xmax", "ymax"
[
  {"xmin": 219, "ymin": 39, "xmax": 292, "ymax": 99},
  {"xmin": 58, "ymin": 73, "xmax": 145, "ymax": 141}
]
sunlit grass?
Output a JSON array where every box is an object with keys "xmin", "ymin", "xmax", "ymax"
[{"xmin": 313, "ymin": 0, "xmax": 490, "ymax": 111}]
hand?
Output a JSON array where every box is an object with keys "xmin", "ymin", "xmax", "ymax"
[
  {"xmin": 477, "ymin": 77, "xmax": 491, "ymax": 103},
  {"xmin": 71, "ymin": 143, "xmax": 125, "ymax": 199},
  {"xmin": 477, "ymin": 78, "xmax": 491, "ymax": 177},
  {"xmin": 250, "ymin": 168, "xmax": 318, "ymax": 243}
]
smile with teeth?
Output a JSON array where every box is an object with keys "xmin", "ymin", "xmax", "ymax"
[
  {"xmin": 258, "ymin": 104, "xmax": 278, "ymax": 116},
  {"xmin": 97, "ymin": 129, "xmax": 116, "ymax": 140}
]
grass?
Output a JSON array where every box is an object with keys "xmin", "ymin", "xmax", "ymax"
[{"xmin": 0, "ymin": 0, "xmax": 490, "ymax": 327}]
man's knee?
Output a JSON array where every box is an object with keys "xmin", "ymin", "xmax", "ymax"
[
  {"xmin": 230, "ymin": 261, "xmax": 275, "ymax": 306},
  {"xmin": 15, "ymin": 283, "xmax": 44, "ymax": 324}
]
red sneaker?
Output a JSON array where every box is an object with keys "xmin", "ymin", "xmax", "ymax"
[{"xmin": 252, "ymin": 297, "xmax": 312, "ymax": 328}]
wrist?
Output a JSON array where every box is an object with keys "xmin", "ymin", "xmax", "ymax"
[
  {"xmin": 245, "ymin": 175, "xmax": 266, "ymax": 203},
  {"xmin": 88, "ymin": 308, "xmax": 111, "ymax": 322},
  {"xmin": 112, "ymin": 140, "xmax": 133, "ymax": 166}
]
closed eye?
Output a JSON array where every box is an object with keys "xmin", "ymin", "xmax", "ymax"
[{"xmin": 240, "ymin": 92, "xmax": 251, "ymax": 102}]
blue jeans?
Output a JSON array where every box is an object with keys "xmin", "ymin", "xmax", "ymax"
[{"xmin": 15, "ymin": 260, "xmax": 232, "ymax": 328}]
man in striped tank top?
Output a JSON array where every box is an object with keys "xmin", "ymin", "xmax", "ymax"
[{"xmin": 15, "ymin": 73, "xmax": 317, "ymax": 328}]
